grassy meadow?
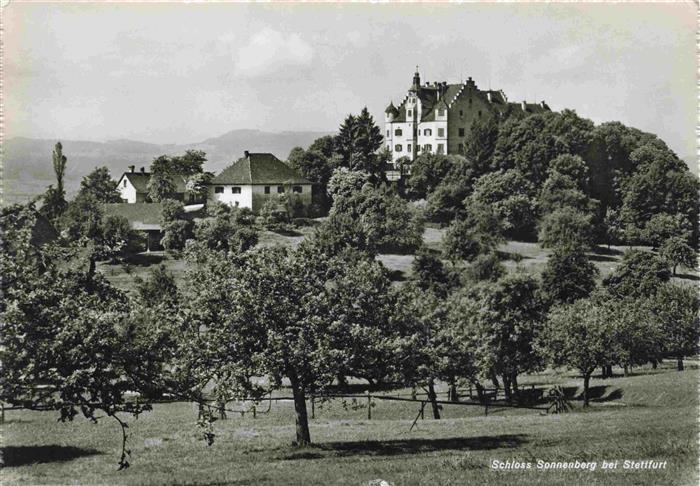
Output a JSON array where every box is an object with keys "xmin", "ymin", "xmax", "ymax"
[{"xmin": 3, "ymin": 362, "xmax": 698, "ymax": 485}]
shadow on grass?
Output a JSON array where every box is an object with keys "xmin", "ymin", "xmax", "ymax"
[
  {"xmin": 592, "ymin": 245, "xmax": 623, "ymax": 256},
  {"xmin": 281, "ymin": 435, "xmax": 528, "ymax": 460},
  {"xmin": 587, "ymin": 254, "xmax": 619, "ymax": 263},
  {"xmin": 496, "ymin": 250, "xmax": 532, "ymax": 262},
  {"xmin": 675, "ymin": 273, "xmax": 700, "ymax": 282},
  {"xmin": 559, "ymin": 385, "xmax": 623, "ymax": 403},
  {"xmin": 122, "ymin": 252, "xmax": 165, "ymax": 267},
  {"xmin": 2, "ymin": 445, "xmax": 102, "ymax": 467}
]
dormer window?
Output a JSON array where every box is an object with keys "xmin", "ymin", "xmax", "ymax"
[
  {"xmin": 407, "ymin": 109, "xmax": 413, "ymax": 117},
  {"xmin": 424, "ymin": 129, "xmax": 432, "ymax": 136}
]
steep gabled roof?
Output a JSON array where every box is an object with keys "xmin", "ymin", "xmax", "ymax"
[
  {"xmin": 212, "ymin": 153, "xmax": 311, "ymax": 185},
  {"xmin": 121, "ymin": 172, "xmax": 188, "ymax": 193}
]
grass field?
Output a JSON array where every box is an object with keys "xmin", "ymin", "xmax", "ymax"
[
  {"xmin": 3, "ymin": 363, "xmax": 698, "ymax": 485},
  {"xmin": 96, "ymin": 225, "xmax": 700, "ymax": 293}
]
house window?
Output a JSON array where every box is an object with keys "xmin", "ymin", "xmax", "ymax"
[
  {"xmin": 458, "ymin": 128, "xmax": 465, "ymax": 137},
  {"xmin": 423, "ymin": 144, "xmax": 432, "ymax": 153},
  {"xmin": 424, "ymin": 129, "xmax": 432, "ymax": 136},
  {"xmin": 395, "ymin": 128, "xmax": 402, "ymax": 136},
  {"xmin": 277, "ymin": 186, "xmax": 285, "ymax": 193},
  {"xmin": 407, "ymin": 109, "xmax": 412, "ymax": 117},
  {"xmin": 214, "ymin": 186, "xmax": 224, "ymax": 194},
  {"xmin": 264, "ymin": 186, "xmax": 271, "ymax": 194},
  {"xmin": 438, "ymin": 128, "xmax": 445, "ymax": 137},
  {"xmin": 407, "ymin": 144, "xmax": 412, "ymax": 153},
  {"xmin": 437, "ymin": 144, "xmax": 445, "ymax": 154},
  {"xmin": 292, "ymin": 186, "xmax": 303, "ymax": 194},
  {"xmin": 231, "ymin": 186, "xmax": 241, "ymax": 194},
  {"xmin": 123, "ymin": 180, "xmax": 127, "ymax": 187},
  {"xmin": 395, "ymin": 144, "xmax": 403, "ymax": 152}
]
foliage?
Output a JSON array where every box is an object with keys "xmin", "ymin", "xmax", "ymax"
[
  {"xmin": 161, "ymin": 220, "xmax": 192, "ymax": 252},
  {"xmin": 464, "ymin": 252, "xmax": 505, "ymax": 283},
  {"xmin": 287, "ymin": 143, "xmax": 335, "ymax": 212},
  {"xmin": 78, "ymin": 167, "xmax": 123, "ymax": 203},
  {"xmin": 411, "ymin": 248, "xmax": 455, "ymax": 296},
  {"xmin": 257, "ymin": 197, "xmax": 292, "ymax": 231},
  {"xmin": 642, "ymin": 213, "xmax": 692, "ymax": 249},
  {"xmin": 603, "ymin": 249, "xmax": 671, "ymax": 299},
  {"xmin": 134, "ymin": 264, "xmax": 179, "ymax": 310},
  {"xmin": 648, "ymin": 283, "xmax": 700, "ymax": 365},
  {"xmin": 193, "ymin": 203, "xmax": 258, "ymax": 253},
  {"xmin": 659, "ymin": 236, "xmax": 697, "ymax": 276},
  {"xmin": 178, "ymin": 244, "xmax": 401, "ymax": 445},
  {"xmin": 538, "ymin": 207, "xmax": 596, "ymax": 251},
  {"xmin": 147, "ymin": 172, "xmax": 177, "ymax": 203},
  {"xmin": 540, "ymin": 295, "xmax": 617, "ymax": 405},
  {"xmin": 405, "ymin": 153, "xmax": 455, "ymax": 200},
  {"xmin": 335, "ymin": 107, "xmax": 385, "ymax": 182},
  {"xmin": 463, "ymin": 117, "xmax": 499, "ymax": 177},
  {"xmin": 185, "ymin": 172, "xmax": 213, "ymax": 203},
  {"xmin": 40, "ymin": 142, "xmax": 69, "ymax": 222},
  {"xmin": 442, "ymin": 203, "xmax": 505, "ymax": 262},
  {"xmin": 541, "ymin": 247, "xmax": 599, "ymax": 305},
  {"xmin": 468, "ymin": 169, "xmax": 538, "ymax": 239}
]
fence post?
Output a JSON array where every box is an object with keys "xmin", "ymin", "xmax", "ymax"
[
  {"xmin": 311, "ymin": 396, "xmax": 315, "ymax": 419},
  {"xmin": 366, "ymin": 391, "xmax": 371, "ymax": 420},
  {"xmin": 420, "ymin": 401, "xmax": 425, "ymax": 420},
  {"xmin": 252, "ymin": 405, "xmax": 256, "ymax": 419}
]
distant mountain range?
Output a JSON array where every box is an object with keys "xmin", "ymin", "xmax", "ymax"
[{"xmin": 3, "ymin": 129, "xmax": 332, "ymax": 204}]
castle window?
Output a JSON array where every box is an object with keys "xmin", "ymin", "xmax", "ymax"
[
  {"xmin": 424, "ymin": 129, "xmax": 432, "ymax": 136},
  {"xmin": 469, "ymin": 98, "xmax": 472, "ymax": 105},
  {"xmin": 478, "ymin": 110, "xmax": 482, "ymax": 117},
  {"xmin": 418, "ymin": 130, "xmax": 421, "ymax": 135},
  {"xmin": 438, "ymin": 128, "xmax": 445, "ymax": 137},
  {"xmin": 437, "ymin": 144, "xmax": 445, "ymax": 154},
  {"xmin": 215, "ymin": 186, "xmax": 224, "ymax": 194},
  {"xmin": 458, "ymin": 128, "xmax": 465, "ymax": 137},
  {"xmin": 231, "ymin": 186, "xmax": 241, "ymax": 194},
  {"xmin": 386, "ymin": 130, "xmax": 390, "ymax": 137},
  {"xmin": 407, "ymin": 109, "xmax": 412, "ymax": 117},
  {"xmin": 416, "ymin": 145, "xmax": 421, "ymax": 153},
  {"xmin": 423, "ymin": 144, "xmax": 432, "ymax": 153},
  {"xmin": 459, "ymin": 110, "xmax": 464, "ymax": 117},
  {"xmin": 277, "ymin": 186, "xmax": 285, "ymax": 193},
  {"xmin": 293, "ymin": 186, "xmax": 303, "ymax": 194},
  {"xmin": 395, "ymin": 144, "xmax": 403, "ymax": 152},
  {"xmin": 407, "ymin": 144, "xmax": 412, "ymax": 152},
  {"xmin": 395, "ymin": 128, "xmax": 403, "ymax": 136},
  {"xmin": 438, "ymin": 108, "xmax": 445, "ymax": 116},
  {"xmin": 264, "ymin": 186, "xmax": 271, "ymax": 194}
]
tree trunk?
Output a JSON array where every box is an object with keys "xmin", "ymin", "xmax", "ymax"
[
  {"xmin": 606, "ymin": 365, "xmax": 613, "ymax": 378},
  {"xmin": 673, "ymin": 264, "xmax": 677, "ymax": 276},
  {"xmin": 502, "ymin": 374, "xmax": 511, "ymax": 402},
  {"xmin": 490, "ymin": 371, "xmax": 500, "ymax": 390},
  {"xmin": 677, "ymin": 355, "xmax": 684, "ymax": 371},
  {"xmin": 582, "ymin": 372, "xmax": 591, "ymax": 407},
  {"xmin": 427, "ymin": 378, "xmax": 441, "ymax": 420},
  {"xmin": 289, "ymin": 373, "xmax": 311, "ymax": 445},
  {"xmin": 511, "ymin": 373, "xmax": 519, "ymax": 394},
  {"xmin": 475, "ymin": 382, "xmax": 485, "ymax": 402},
  {"xmin": 449, "ymin": 380, "xmax": 459, "ymax": 403},
  {"xmin": 623, "ymin": 364, "xmax": 629, "ymax": 377},
  {"xmin": 601, "ymin": 366, "xmax": 608, "ymax": 379}
]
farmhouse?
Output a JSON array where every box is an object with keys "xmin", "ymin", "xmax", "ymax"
[
  {"xmin": 209, "ymin": 151, "xmax": 312, "ymax": 212},
  {"xmin": 116, "ymin": 166, "xmax": 192, "ymax": 204},
  {"xmin": 384, "ymin": 69, "xmax": 550, "ymax": 163}
]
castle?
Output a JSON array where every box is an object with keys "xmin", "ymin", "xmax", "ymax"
[{"xmin": 384, "ymin": 69, "xmax": 550, "ymax": 163}]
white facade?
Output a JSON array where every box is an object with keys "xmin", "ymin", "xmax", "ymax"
[
  {"xmin": 117, "ymin": 175, "xmax": 139, "ymax": 203},
  {"xmin": 209, "ymin": 184, "xmax": 253, "ymax": 208}
]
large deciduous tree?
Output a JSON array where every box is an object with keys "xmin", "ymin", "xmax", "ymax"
[{"xmin": 78, "ymin": 166, "xmax": 123, "ymax": 203}]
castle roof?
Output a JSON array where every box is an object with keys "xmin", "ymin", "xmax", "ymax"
[
  {"xmin": 385, "ymin": 102, "xmax": 399, "ymax": 114},
  {"xmin": 212, "ymin": 152, "xmax": 311, "ymax": 185}
]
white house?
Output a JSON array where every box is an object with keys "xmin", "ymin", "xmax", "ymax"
[
  {"xmin": 116, "ymin": 166, "xmax": 189, "ymax": 203},
  {"xmin": 209, "ymin": 151, "xmax": 313, "ymax": 213}
]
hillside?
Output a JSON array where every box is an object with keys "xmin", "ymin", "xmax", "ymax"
[{"xmin": 2, "ymin": 129, "xmax": 332, "ymax": 204}]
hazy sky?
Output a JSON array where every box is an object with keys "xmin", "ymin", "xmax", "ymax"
[{"xmin": 4, "ymin": 2, "xmax": 696, "ymax": 157}]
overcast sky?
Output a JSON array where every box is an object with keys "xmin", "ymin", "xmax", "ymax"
[{"xmin": 4, "ymin": 2, "xmax": 696, "ymax": 158}]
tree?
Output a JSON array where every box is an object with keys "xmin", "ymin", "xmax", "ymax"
[
  {"xmin": 101, "ymin": 215, "xmax": 138, "ymax": 261},
  {"xmin": 78, "ymin": 167, "xmax": 123, "ymax": 203},
  {"xmin": 405, "ymin": 153, "xmax": 455, "ymax": 200},
  {"xmin": 642, "ymin": 213, "xmax": 692, "ymax": 250},
  {"xmin": 603, "ymin": 249, "xmax": 671, "ymax": 299},
  {"xmin": 463, "ymin": 117, "xmax": 499, "ymax": 177},
  {"xmin": 185, "ymin": 172, "xmax": 213, "ymax": 203},
  {"xmin": 193, "ymin": 203, "xmax": 258, "ymax": 253},
  {"xmin": 134, "ymin": 264, "xmax": 179, "ymax": 310},
  {"xmin": 465, "ymin": 252, "xmax": 505, "ymax": 283},
  {"xmin": 611, "ymin": 298, "xmax": 663, "ymax": 375},
  {"xmin": 148, "ymin": 172, "xmax": 177, "ymax": 202},
  {"xmin": 649, "ymin": 283, "xmax": 700, "ymax": 371},
  {"xmin": 1, "ymin": 206, "xmax": 151, "ymax": 468},
  {"xmin": 179, "ymin": 245, "xmax": 400, "ymax": 445},
  {"xmin": 659, "ymin": 236, "xmax": 697, "ymax": 276},
  {"xmin": 40, "ymin": 142, "xmax": 69, "ymax": 222},
  {"xmin": 443, "ymin": 203, "xmax": 504, "ymax": 262},
  {"xmin": 412, "ymin": 247, "xmax": 455, "ymax": 297},
  {"xmin": 287, "ymin": 145, "xmax": 335, "ymax": 212},
  {"xmin": 468, "ymin": 169, "xmax": 538, "ymax": 239},
  {"xmin": 541, "ymin": 296, "xmax": 618, "ymax": 406},
  {"xmin": 538, "ymin": 207, "xmax": 596, "ymax": 251},
  {"xmin": 160, "ymin": 200, "xmax": 191, "ymax": 252},
  {"xmin": 335, "ymin": 108, "xmax": 385, "ymax": 182},
  {"xmin": 541, "ymin": 247, "xmax": 599, "ymax": 304},
  {"xmin": 452, "ymin": 274, "xmax": 545, "ymax": 401}
]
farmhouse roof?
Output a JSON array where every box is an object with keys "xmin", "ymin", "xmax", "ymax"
[
  {"xmin": 212, "ymin": 152, "xmax": 312, "ymax": 185},
  {"xmin": 121, "ymin": 172, "xmax": 188, "ymax": 193}
]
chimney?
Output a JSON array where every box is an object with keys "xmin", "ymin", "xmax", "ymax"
[
  {"xmin": 140, "ymin": 166, "xmax": 146, "ymax": 173},
  {"xmin": 128, "ymin": 165, "xmax": 135, "ymax": 173},
  {"xmin": 244, "ymin": 150, "xmax": 250, "ymax": 158}
]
